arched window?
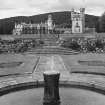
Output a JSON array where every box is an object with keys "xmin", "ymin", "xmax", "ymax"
[
  {"xmin": 76, "ymin": 22, "xmax": 80, "ymax": 27},
  {"xmin": 76, "ymin": 18, "xmax": 78, "ymax": 21},
  {"xmin": 75, "ymin": 22, "xmax": 80, "ymax": 32}
]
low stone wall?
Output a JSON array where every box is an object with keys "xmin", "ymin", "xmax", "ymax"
[{"xmin": 0, "ymin": 76, "xmax": 104, "ymax": 96}]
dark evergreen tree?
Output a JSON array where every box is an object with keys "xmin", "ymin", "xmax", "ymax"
[
  {"xmin": 99, "ymin": 12, "xmax": 105, "ymax": 32},
  {"xmin": 96, "ymin": 19, "xmax": 101, "ymax": 33}
]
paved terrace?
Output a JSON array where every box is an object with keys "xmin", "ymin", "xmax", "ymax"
[{"xmin": 0, "ymin": 54, "xmax": 104, "ymax": 92}]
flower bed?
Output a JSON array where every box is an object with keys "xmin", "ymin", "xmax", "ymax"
[{"xmin": 60, "ymin": 37, "xmax": 105, "ymax": 53}]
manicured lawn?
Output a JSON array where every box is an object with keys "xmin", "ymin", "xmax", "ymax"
[
  {"xmin": 61, "ymin": 53, "xmax": 105, "ymax": 75},
  {"xmin": 0, "ymin": 54, "xmax": 39, "ymax": 76},
  {"xmin": 1, "ymin": 53, "xmax": 105, "ymax": 77}
]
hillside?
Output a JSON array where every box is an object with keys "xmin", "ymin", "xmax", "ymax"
[{"xmin": 0, "ymin": 11, "xmax": 99, "ymax": 34}]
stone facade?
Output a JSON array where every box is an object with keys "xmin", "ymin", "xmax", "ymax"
[
  {"xmin": 13, "ymin": 15, "xmax": 54, "ymax": 35},
  {"xmin": 13, "ymin": 9, "xmax": 86, "ymax": 35},
  {"xmin": 71, "ymin": 8, "xmax": 85, "ymax": 33}
]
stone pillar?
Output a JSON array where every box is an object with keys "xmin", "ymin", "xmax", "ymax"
[{"xmin": 43, "ymin": 71, "xmax": 60, "ymax": 105}]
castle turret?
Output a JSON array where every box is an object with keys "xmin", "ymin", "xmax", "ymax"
[
  {"xmin": 80, "ymin": 8, "xmax": 85, "ymax": 33},
  {"xmin": 71, "ymin": 8, "xmax": 74, "ymax": 20},
  {"xmin": 47, "ymin": 14, "xmax": 53, "ymax": 30}
]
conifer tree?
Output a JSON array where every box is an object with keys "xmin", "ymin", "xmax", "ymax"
[{"xmin": 99, "ymin": 12, "xmax": 105, "ymax": 32}]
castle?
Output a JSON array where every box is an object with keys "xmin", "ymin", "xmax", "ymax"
[
  {"xmin": 71, "ymin": 8, "xmax": 85, "ymax": 33},
  {"xmin": 13, "ymin": 14, "xmax": 54, "ymax": 35},
  {"xmin": 13, "ymin": 8, "xmax": 86, "ymax": 35}
]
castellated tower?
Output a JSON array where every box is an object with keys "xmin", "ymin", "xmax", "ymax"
[
  {"xmin": 80, "ymin": 8, "xmax": 85, "ymax": 33},
  {"xmin": 71, "ymin": 8, "xmax": 85, "ymax": 33},
  {"xmin": 47, "ymin": 14, "xmax": 53, "ymax": 30}
]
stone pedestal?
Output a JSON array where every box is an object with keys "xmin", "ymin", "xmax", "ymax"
[{"xmin": 43, "ymin": 71, "xmax": 60, "ymax": 105}]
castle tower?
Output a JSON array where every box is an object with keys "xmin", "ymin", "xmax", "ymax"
[
  {"xmin": 47, "ymin": 14, "xmax": 53, "ymax": 30},
  {"xmin": 80, "ymin": 8, "xmax": 85, "ymax": 33},
  {"xmin": 71, "ymin": 8, "xmax": 85, "ymax": 33}
]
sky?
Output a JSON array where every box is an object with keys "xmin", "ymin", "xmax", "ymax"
[{"xmin": 0, "ymin": 0, "xmax": 105, "ymax": 19}]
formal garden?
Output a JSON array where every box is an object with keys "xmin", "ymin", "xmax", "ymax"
[
  {"xmin": 61, "ymin": 37, "xmax": 105, "ymax": 53},
  {"xmin": 0, "ymin": 39, "xmax": 44, "ymax": 54}
]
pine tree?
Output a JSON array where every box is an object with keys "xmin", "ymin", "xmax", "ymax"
[{"xmin": 99, "ymin": 12, "xmax": 105, "ymax": 32}]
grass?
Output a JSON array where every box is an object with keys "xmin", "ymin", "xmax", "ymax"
[
  {"xmin": 0, "ymin": 54, "xmax": 39, "ymax": 76},
  {"xmin": 61, "ymin": 53, "xmax": 105, "ymax": 75},
  {"xmin": 0, "ymin": 53, "xmax": 105, "ymax": 77}
]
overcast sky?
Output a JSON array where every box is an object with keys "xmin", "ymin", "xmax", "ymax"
[{"xmin": 0, "ymin": 0, "xmax": 105, "ymax": 19}]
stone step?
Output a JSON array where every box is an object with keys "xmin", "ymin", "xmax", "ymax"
[
  {"xmin": 29, "ymin": 47, "xmax": 78, "ymax": 52},
  {"xmin": 27, "ymin": 47, "xmax": 79, "ymax": 55}
]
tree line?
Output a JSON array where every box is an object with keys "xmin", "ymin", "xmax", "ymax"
[{"xmin": 96, "ymin": 12, "xmax": 105, "ymax": 33}]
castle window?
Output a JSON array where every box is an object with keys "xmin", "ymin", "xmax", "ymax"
[
  {"xmin": 76, "ymin": 22, "xmax": 80, "ymax": 28},
  {"xmin": 76, "ymin": 18, "xmax": 78, "ymax": 21},
  {"xmin": 75, "ymin": 22, "xmax": 80, "ymax": 32}
]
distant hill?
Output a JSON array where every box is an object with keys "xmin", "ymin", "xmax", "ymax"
[{"xmin": 0, "ymin": 11, "xmax": 99, "ymax": 34}]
